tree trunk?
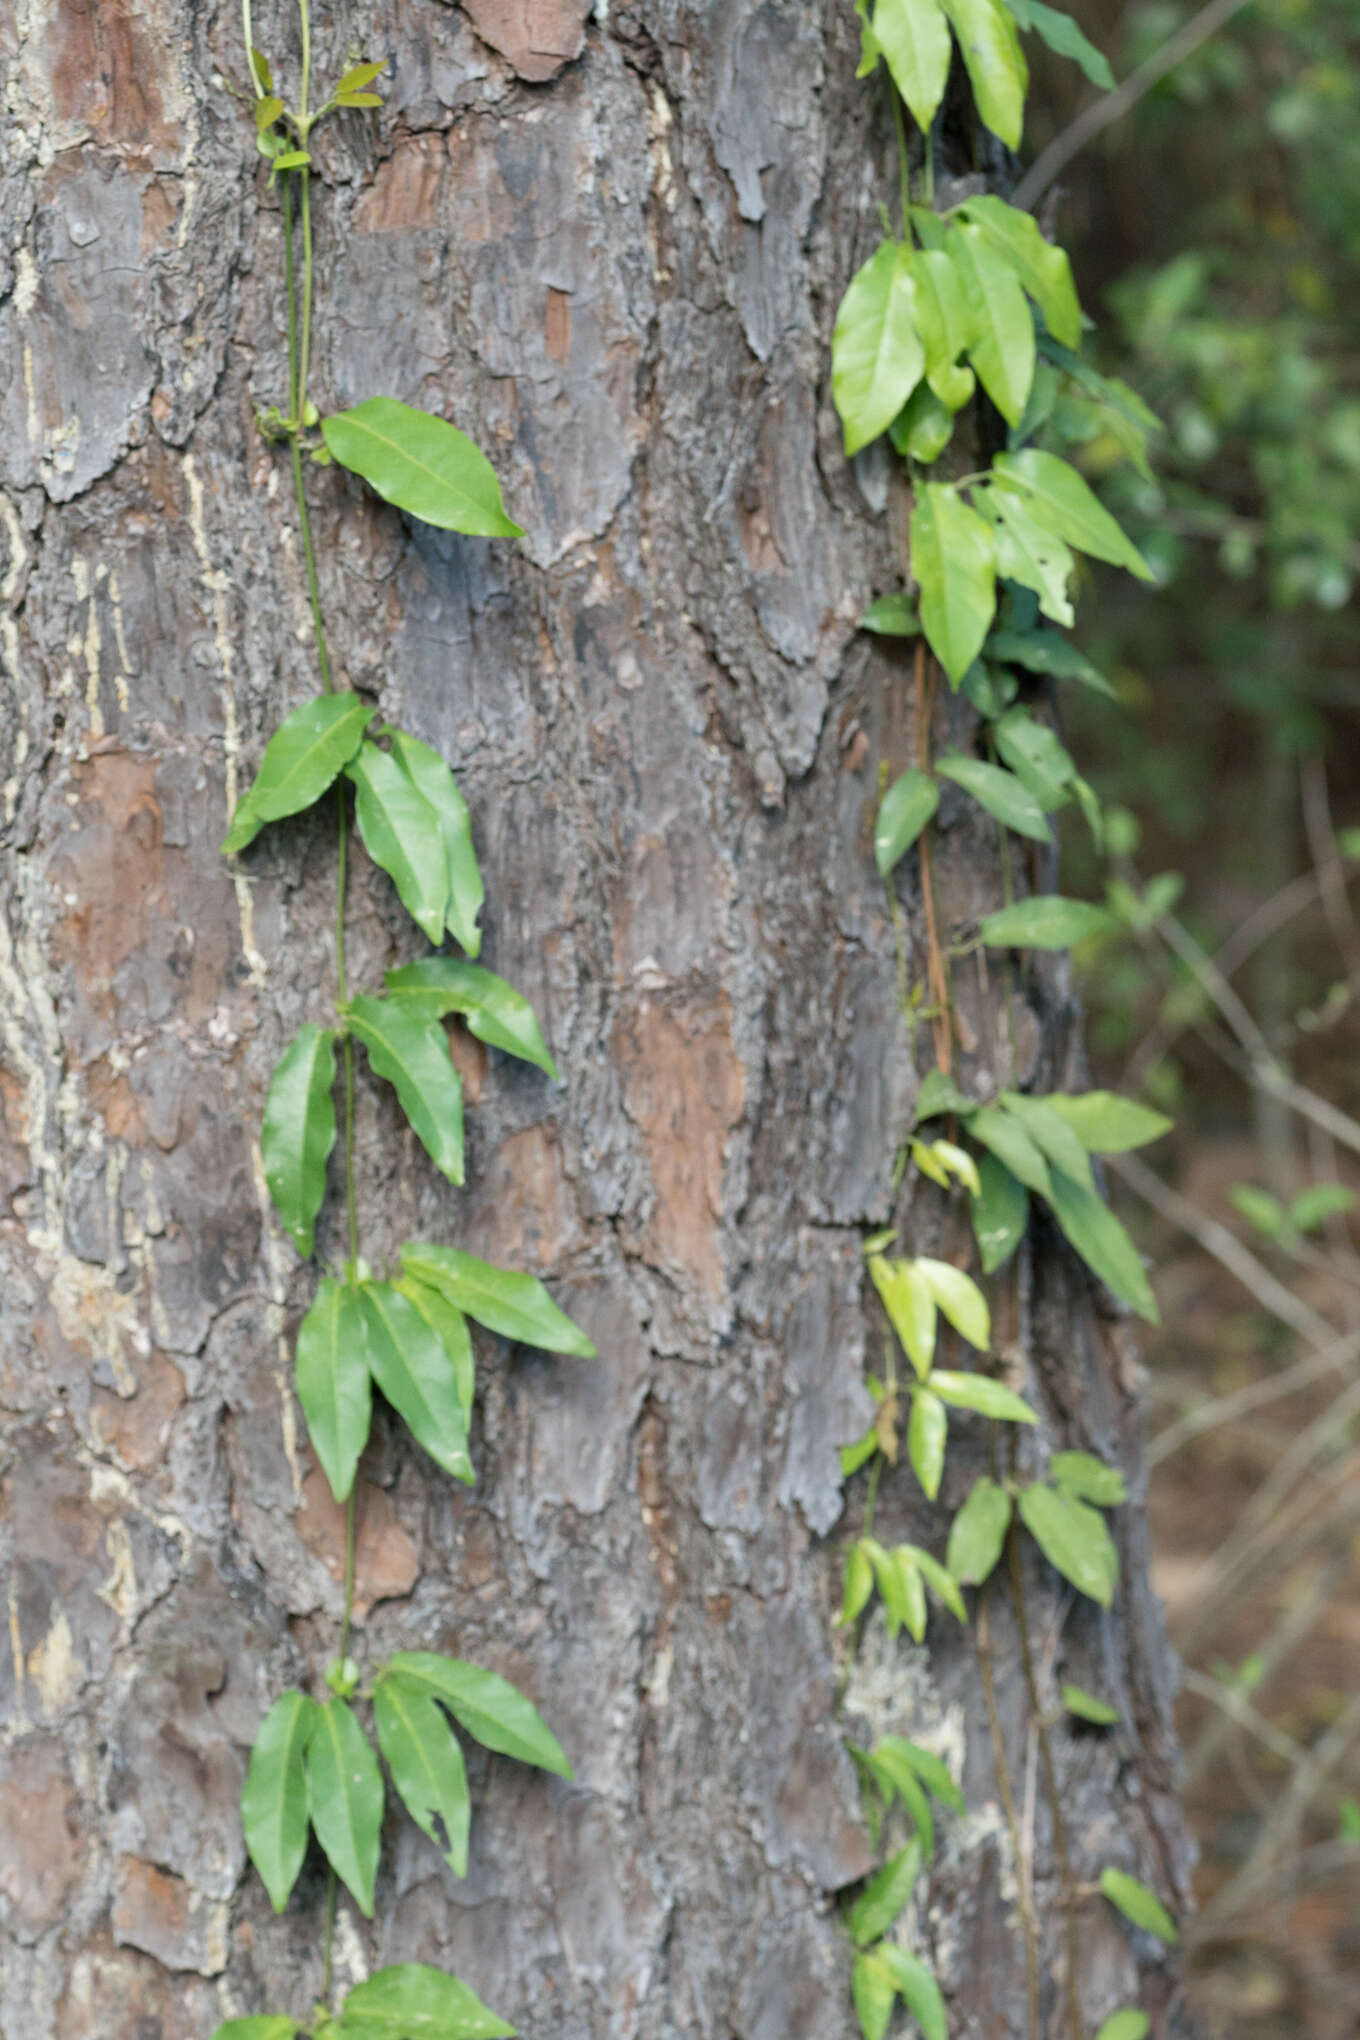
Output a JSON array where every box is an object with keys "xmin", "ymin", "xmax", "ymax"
[{"xmin": 0, "ymin": 3, "xmax": 1194, "ymax": 2036}]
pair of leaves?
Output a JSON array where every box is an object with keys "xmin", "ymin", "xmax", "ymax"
[
  {"xmin": 296, "ymin": 1276, "xmax": 472, "ymax": 1503},
  {"xmin": 840, "ymin": 1535, "xmax": 966, "ymax": 1640},
  {"xmin": 946, "ymin": 1459, "xmax": 1123, "ymax": 1606},
  {"xmin": 347, "ymin": 731, "xmax": 484, "ymax": 954},
  {"xmin": 852, "ymin": 1734, "xmax": 965, "ymax": 1864},
  {"xmin": 400, "ymin": 1242, "xmax": 596, "ymax": 1357},
  {"xmin": 242, "ymin": 1655, "xmax": 570, "ymax": 1918},
  {"xmin": 867, "ymin": 0, "xmax": 1027, "ymax": 150},
  {"xmin": 214, "ymin": 1966, "xmax": 513, "ymax": 2040},
  {"xmin": 852, "ymin": 1944, "xmax": 948, "ymax": 2040},
  {"xmin": 867, "ymin": 1251, "xmax": 992, "ymax": 1379}
]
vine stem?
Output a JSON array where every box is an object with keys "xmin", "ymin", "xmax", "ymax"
[{"xmin": 913, "ymin": 642, "xmax": 952, "ymax": 1071}]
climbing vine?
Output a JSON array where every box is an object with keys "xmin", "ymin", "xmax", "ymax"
[
  {"xmin": 209, "ymin": 6, "xmax": 591, "ymax": 2035},
  {"xmin": 832, "ymin": 4, "xmax": 1185, "ymax": 2037}
]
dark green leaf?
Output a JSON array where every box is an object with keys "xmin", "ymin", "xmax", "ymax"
[
  {"xmin": 305, "ymin": 1698, "xmax": 385, "ymax": 1916},
  {"xmin": 936, "ymin": 755, "xmax": 1052, "ymax": 842},
  {"xmin": 959, "ymin": 194, "xmax": 1081, "ymax": 347},
  {"xmin": 1043, "ymin": 1091, "xmax": 1173, "ymax": 1153},
  {"xmin": 875, "ymin": 1945, "xmax": 949, "ymax": 2040},
  {"xmin": 384, "ymin": 1652, "xmax": 571, "ymax": 1776},
  {"xmin": 1010, "ymin": 0, "xmax": 1115, "ymax": 89},
  {"xmin": 385, "ymin": 957, "xmax": 557, "ymax": 1078},
  {"xmin": 346, "ymin": 995, "xmax": 465, "ymax": 1187},
  {"xmin": 849, "ymin": 1840, "xmax": 924, "ymax": 1947},
  {"xmin": 1050, "ymin": 1451, "xmax": 1127, "ymax": 1507},
  {"xmin": 876, "ymin": 770, "xmax": 940, "ymax": 879},
  {"xmin": 346, "ymin": 741, "xmax": 450, "ymax": 945},
  {"xmin": 947, "ymin": 220, "xmax": 1034, "ymax": 425},
  {"xmin": 862, "ymin": 593, "xmax": 921, "ymax": 636},
  {"xmin": 873, "ymin": 0, "xmax": 953, "ymax": 132},
  {"xmin": 295, "ymin": 1277, "xmax": 372, "ymax": 1503},
  {"xmin": 908, "ymin": 1387, "xmax": 948, "ymax": 1500},
  {"xmin": 991, "ymin": 450, "xmax": 1154, "ymax": 579},
  {"xmin": 1098, "ymin": 1867, "xmax": 1179, "ymax": 1945},
  {"xmin": 979, "ymin": 896, "xmax": 1110, "ymax": 948},
  {"xmin": 833, "ymin": 240, "xmax": 925, "ymax": 455},
  {"xmin": 971, "ymin": 1151, "xmax": 1029, "ymax": 1272},
  {"xmin": 930, "ymin": 1370, "xmax": 1037, "ymax": 1424},
  {"xmin": 262, "ymin": 1025, "xmax": 337, "ymax": 1257},
  {"xmin": 387, "ymin": 730, "xmax": 484, "ymax": 955},
  {"xmin": 373, "ymin": 1673, "xmax": 470, "ymax": 1877},
  {"xmin": 976, "ymin": 490, "xmax": 1076, "ymax": 627},
  {"xmin": 1045, "ymin": 1166, "xmax": 1159, "ymax": 1322},
  {"xmin": 322, "ymin": 398, "xmax": 522, "ymax": 537},
  {"xmin": 946, "ymin": 1475, "xmax": 1012, "ymax": 1585},
  {"xmin": 395, "ymin": 1275, "xmax": 475, "ymax": 1429},
  {"xmin": 1063, "ymin": 1683, "xmax": 1120, "ymax": 1726},
  {"xmin": 337, "ymin": 1964, "xmax": 515, "ymax": 2040},
  {"xmin": 912, "ymin": 484, "xmax": 997, "ymax": 684},
  {"xmin": 852, "ymin": 1951, "xmax": 897, "ymax": 2040},
  {"xmin": 241, "ymin": 1691, "xmax": 319, "ymax": 1913},
  {"xmin": 985, "ymin": 627, "xmax": 1112, "ymax": 693},
  {"xmin": 359, "ymin": 1281, "xmax": 472, "ymax": 1485},
  {"xmin": 999, "ymin": 1092, "xmax": 1095, "ymax": 1190},
  {"xmin": 970, "ymin": 1105, "xmax": 1052, "ymax": 1197},
  {"xmin": 401, "ymin": 1242, "xmax": 595, "ymax": 1356},
  {"xmin": 1018, "ymin": 1482, "xmax": 1119, "ymax": 1606},
  {"xmin": 222, "ymin": 693, "xmax": 374, "ymax": 855}
]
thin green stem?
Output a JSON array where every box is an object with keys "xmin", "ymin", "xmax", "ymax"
[
  {"xmin": 298, "ymin": 165, "xmax": 316, "ymax": 432},
  {"xmin": 297, "ymin": 0, "xmax": 312, "ymax": 126}
]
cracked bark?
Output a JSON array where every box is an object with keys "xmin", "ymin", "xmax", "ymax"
[{"xmin": 0, "ymin": 2, "xmax": 1194, "ymax": 2036}]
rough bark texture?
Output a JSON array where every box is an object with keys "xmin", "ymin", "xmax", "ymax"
[{"xmin": 0, "ymin": 3, "xmax": 1194, "ymax": 2036}]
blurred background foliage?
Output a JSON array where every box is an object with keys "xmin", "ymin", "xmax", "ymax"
[{"xmin": 1028, "ymin": 2, "xmax": 1360, "ymax": 2032}]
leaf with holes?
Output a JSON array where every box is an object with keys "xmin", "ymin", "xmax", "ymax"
[
  {"xmin": 991, "ymin": 449, "xmax": 1153, "ymax": 578},
  {"xmin": 261, "ymin": 1025, "xmax": 336, "ymax": 1257},
  {"xmin": 387, "ymin": 729, "xmax": 484, "ymax": 955},
  {"xmin": 936, "ymin": 755, "xmax": 1051, "ymax": 842},
  {"xmin": 336, "ymin": 1964, "xmax": 516, "ymax": 2040},
  {"xmin": 947, "ymin": 1475, "xmax": 1012, "ymax": 1585},
  {"xmin": 323, "ymin": 398, "xmax": 522, "ymax": 537},
  {"xmin": 1098, "ymin": 1868, "xmax": 1179, "ymax": 1945},
  {"xmin": 359, "ymin": 1280, "xmax": 472, "ymax": 1485},
  {"xmin": 346, "ymin": 741, "xmax": 450, "ymax": 945},
  {"xmin": 346, "ymin": 996, "xmax": 465, "ymax": 1186},
  {"xmin": 976, "ymin": 489, "xmax": 1076, "ymax": 627},
  {"xmin": 305, "ymin": 1698, "xmax": 385, "ymax": 1916},
  {"xmin": 384, "ymin": 1653, "xmax": 571, "ymax": 1776},
  {"xmin": 373, "ymin": 1672, "xmax": 471, "ymax": 1877},
  {"xmin": 833, "ymin": 240, "xmax": 926, "ymax": 456},
  {"xmin": 241, "ymin": 1691, "xmax": 319, "ymax": 1914},
  {"xmin": 912, "ymin": 484, "xmax": 997, "ymax": 683},
  {"xmin": 385, "ymin": 957, "xmax": 557, "ymax": 1078},
  {"xmin": 992, "ymin": 706, "xmax": 1077, "ymax": 811},
  {"xmin": 1018, "ymin": 1482, "xmax": 1119, "ymax": 1606},
  {"xmin": 400, "ymin": 1243, "xmax": 595, "ymax": 1356},
  {"xmin": 223, "ymin": 692, "xmax": 374, "ymax": 855},
  {"xmin": 295, "ymin": 1277, "xmax": 371, "ymax": 1503}
]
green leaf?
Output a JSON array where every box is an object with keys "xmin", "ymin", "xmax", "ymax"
[
  {"xmin": 946, "ymin": 1475, "xmax": 1012, "ymax": 1585},
  {"xmin": 849, "ymin": 1839, "xmax": 924, "ymax": 1947},
  {"xmin": 908, "ymin": 1544, "xmax": 968, "ymax": 1622},
  {"xmin": 912, "ymin": 485, "xmax": 997, "ymax": 684},
  {"xmin": 930, "ymin": 1139, "xmax": 981, "ymax": 1195},
  {"xmin": 840, "ymin": 1427, "xmax": 880, "ymax": 1481},
  {"xmin": 876, "ymin": 771, "xmax": 939, "ymax": 880},
  {"xmin": 1063, "ymin": 1683, "xmax": 1120, "ymax": 1726},
  {"xmin": 346, "ymin": 995, "xmax": 465, "ymax": 1187},
  {"xmin": 1098, "ymin": 1867, "xmax": 1179, "ymax": 1945},
  {"xmin": 970, "ymin": 1105, "xmax": 1052, "ymax": 1197},
  {"xmin": 862, "ymin": 1538, "xmax": 925, "ymax": 1642},
  {"xmin": 249, "ymin": 47, "xmax": 273, "ymax": 91},
  {"xmin": 986, "ymin": 631, "xmax": 1110, "ymax": 697},
  {"xmin": 1011, "ymin": 0, "xmax": 1115, "ymax": 90},
  {"xmin": 833, "ymin": 240, "xmax": 925, "ymax": 456},
  {"xmin": 862, "ymin": 593, "xmax": 921, "ymax": 636},
  {"xmin": 223, "ymin": 693, "xmax": 374, "ymax": 855},
  {"xmin": 976, "ymin": 490, "xmax": 1076, "ymax": 627},
  {"xmin": 241, "ymin": 1691, "xmax": 319, "ymax": 1914},
  {"xmin": 384, "ymin": 1652, "xmax": 571, "ymax": 1776},
  {"xmin": 305, "ymin": 1698, "xmax": 385, "ymax": 1916},
  {"xmin": 941, "ymin": 0, "xmax": 1027, "ymax": 144},
  {"xmin": 1045, "ymin": 1166, "xmax": 1159, "ymax": 1322},
  {"xmin": 971, "ymin": 1152, "xmax": 1028, "ymax": 1272},
  {"xmin": 959, "ymin": 195, "xmax": 1081, "ymax": 348},
  {"xmin": 373, "ymin": 1673, "xmax": 471, "ymax": 1877},
  {"xmin": 262, "ymin": 1026, "xmax": 337, "ymax": 1257},
  {"xmin": 395, "ymin": 1275, "xmax": 476, "ymax": 1429},
  {"xmin": 908, "ymin": 1388, "xmax": 948, "ymax": 1501},
  {"xmin": 931, "ymin": 1370, "xmax": 1037, "ymax": 1424},
  {"xmin": 991, "ymin": 450, "xmax": 1153, "ymax": 579},
  {"xmin": 874, "ymin": 1946, "xmax": 949, "ymax": 2040},
  {"xmin": 346, "ymin": 741, "xmax": 450, "ymax": 945},
  {"xmin": 385, "ymin": 958, "xmax": 558, "ymax": 1078},
  {"xmin": 868, "ymin": 1254, "xmax": 936, "ymax": 1379},
  {"xmin": 335, "ymin": 59, "xmax": 387, "ymax": 93},
  {"xmin": 336, "ymin": 91, "xmax": 384, "ymax": 107},
  {"xmin": 980, "ymin": 896, "xmax": 1111, "ymax": 948},
  {"xmin": 859, "ymin": 1743, "xmax": 935, "ymax": 1854},
  {"xmin": 999, "ymin": 1092, "xmax": 1094, "ymax": 1191},
  {"xmin": 1290, "ymin": 1183, "xmax": 1357, "ymax": 1233},
  {"xmin": 910, "ymin": 248, "xmax": 977, "ymax": 412},
  {"xmin": 852, "ymin": 1952, "xmax": 897, "ymax": 2040},
  {"xmin": 1042, "ymin": 1091, "xmax": 1173, "ymax": 1153},
  {"xmin": 915, "ymin": 1068, "xmax": 974, "ymax": 1122},
  {"xmin": 1050, "ymin": 1450, "xmax": 1127, "ymax": 1507},
  {"xmin": 358, "ymin": 1281, "xmax": 472, "ymax": 1485},
  {"xmin": 840, "ymin": 1540, "xmax": 876, "ymax": 1625},
  {"xmin": 337, "ymin": 1964, "xmax": 515, "ymax": 2040},
  {"xmin": 295, "ymin": 1278, "xmax": 372, "ymax": 1503},
  {"xmin": 947, "ymin": 220, "xmax": 1034, "ymax": 426},
  {"xmin": 1018, "ymin": 1482, "xmax": 1119, "ymax": 1606},
  {"xmin": 1230, "ymin": 1184, "xmax": 1287, "ymax": 1241},
  {"xmin": 992, "ymin": 706, "xmax": 1077, "ymax": 811},
  {"xmin": 891, "ymin": 380, "xmax": 956, "ymax": 464},
  {"xmin": 387, "ymin": 730, "xmax": 484, "ymax": 955},
  {"xmin": 400, "ymin": 1242, "xmax": 595, "ymax": 1356},
  {"xmin": 914, "ymin": 1257, "xmax": 990, "ymax": 1349},
  {"xmin": 877, "ymin": 1735, "xmax": 966, "ymax": 1815},
  {"xmin": 936, "ymin": 755, "xmax": 1051, "ymax": 842},
  {"xmin": 255, "ymin": 94, "xmax": 285, "ymax": 129},
  {"xmin": 210, "ymin": 2023, "xmax": 299, "ymax": 2040},
  {"xmin": 273, "ymin": 150, "xmax": 312, "ymax": 170},
  {"xmin": 873, "ymin": 0, "xmax": 953, "ymax": 133},
  {"xmin": 322, "ymin": 398, "xmax": 522, "ymax": 538}
]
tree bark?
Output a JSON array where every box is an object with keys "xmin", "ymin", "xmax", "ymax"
[{"xmin": 0, "ymin": 3, "xmax": 1194, "ymax": 2036}]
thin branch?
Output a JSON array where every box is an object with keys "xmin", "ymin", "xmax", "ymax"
[{"xmin": 1148, "ymin": 1328, "xmax": 1360, "ymax": 1467}]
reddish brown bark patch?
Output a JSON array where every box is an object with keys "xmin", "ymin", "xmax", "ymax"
[
  {"xmin": 0, "ymin": 1738, "xmax": 84, "ymax": 1935},
  {"xmin": 461, "ymin": 0, "xmax": 591, "ymax": 82}
]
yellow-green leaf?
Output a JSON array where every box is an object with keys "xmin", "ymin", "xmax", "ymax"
[
  {"xmin": 939, "ymin": 0, "xmax": 1028, "ymax": 148},
  {"xmin": 833, "ymin": 240, "xmax": 925, "ymax": 456}
]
